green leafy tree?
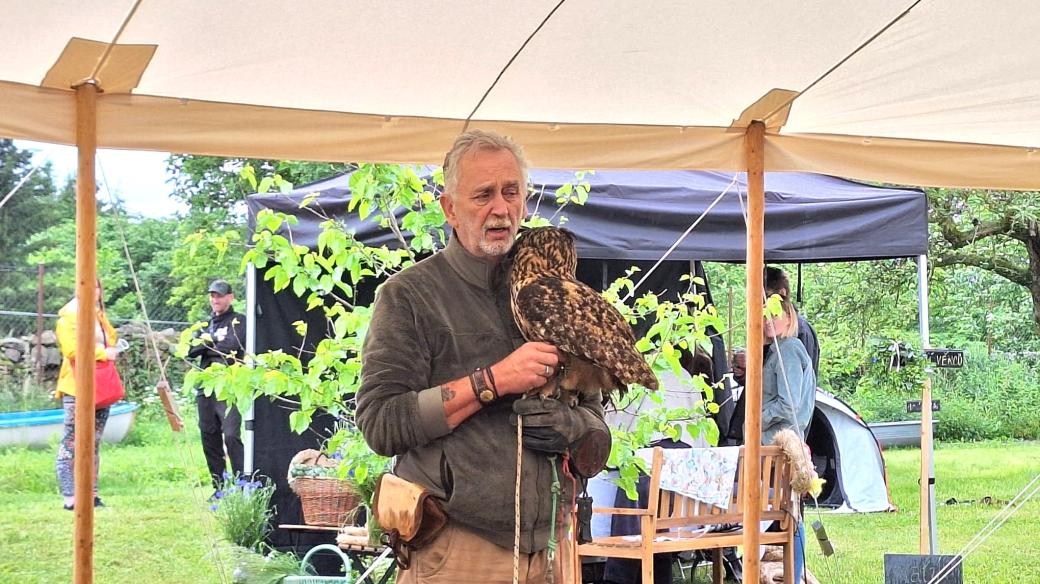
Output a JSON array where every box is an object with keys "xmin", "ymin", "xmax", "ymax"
[
  {"xmin": 166, "ymin": 154, "xmax": 352, "ymax": 229},
  {"xmin": 25, "ymin": 210, "xmax": 182, "ymax": 320},
  {"xmin": 929, "ymin": 187, "xmax": 1040, "ymax": 331},
  {"xmin": 168, "ymin": 226, "xmax": 247, "ymax": 321},
  {"xmin": 0, "ymin": 140, "xmax": 69, "ymax": 321},
  {"xmin": 165, "ymin": 155, "xmax": 354, "ymax": 319}
]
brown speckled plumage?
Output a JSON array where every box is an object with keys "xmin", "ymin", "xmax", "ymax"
[{"xmin": 509, "ymin": 226, "xmax": 659, "ymax": 405}]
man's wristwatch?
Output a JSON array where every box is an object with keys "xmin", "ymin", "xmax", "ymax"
[{"xmin": 470, "ymin": 367, "xmax": 499, "ymax": 405}]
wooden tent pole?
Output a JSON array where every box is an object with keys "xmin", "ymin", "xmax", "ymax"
[
  {"xmin": 742, "ymin": 120, "xmax": 766, "ymax": 581},
  {"xmin": 917, "ymin": 254, "xmax": 938, "ymax": 553},
  {"xmin": 73, "ymin": 80, "xmax": 99, "ymax": 584}
]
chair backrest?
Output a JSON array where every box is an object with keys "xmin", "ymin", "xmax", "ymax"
[{"xmin": 647, "ymin": 445, "xmax": 793, "ymax": 532}]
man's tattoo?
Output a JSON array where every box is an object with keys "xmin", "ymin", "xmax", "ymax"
[{"xmin": 440, "ymin": 385, "xmax": 455, "ymax": 402}]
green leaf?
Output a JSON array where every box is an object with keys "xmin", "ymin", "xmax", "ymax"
[{"xmin": 702, "ymin": 421, "xmax": 720, "ymax": 446}]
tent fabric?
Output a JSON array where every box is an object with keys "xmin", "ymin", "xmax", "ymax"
[
  {"xmin": 4, "ymin": 2, "xmax": 1040, "ymax": 188},
  {"xmin": 809, "ymin": 390, "xmax": 895, "ymax": 513},
  {"xmin": 247, "ymin": 168, "xmax": 927, "ymax": 262}
]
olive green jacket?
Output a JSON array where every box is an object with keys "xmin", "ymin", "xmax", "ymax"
[{"xmin": 356, "ymin": 236, "xmax": 605, "ymax": 552}]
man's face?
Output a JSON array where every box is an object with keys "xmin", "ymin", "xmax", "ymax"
[
  {"xmin": 209, "ymin": 292, "xmax": 234, "ymax": 315},
  {"xmin": 440, "ymin": 148, "xmax": 527, "ymax": 260}
]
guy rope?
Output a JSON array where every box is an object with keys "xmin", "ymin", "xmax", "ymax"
[{"xmin": 99, "ymin": 158, "xmax": 236, "ymax": 584}]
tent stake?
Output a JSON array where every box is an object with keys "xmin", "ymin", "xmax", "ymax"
[
  {"xmin": 73, "ymin": 80, "xmax": 99, "ymax": 584},
  {"xmin": 742, "ymin": 120, "xmax": 766, "ymax": 581}
]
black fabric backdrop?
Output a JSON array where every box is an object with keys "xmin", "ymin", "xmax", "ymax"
[{"xmin": 253, "ymin": 271, "xmax": 340, "ymax": 551}]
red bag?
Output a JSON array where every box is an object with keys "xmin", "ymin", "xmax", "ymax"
[
  {"xmin": 94, "ymin": 360, "xmax": 126, "ymax": 408},
  {"xmin": 72, "ymin": 359, "xmax": 126, "ymax": 409}
]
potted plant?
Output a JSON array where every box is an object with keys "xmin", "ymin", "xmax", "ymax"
[{"xmin": 323, "ymin": 422, "xmax": 390, "ymax": 544}]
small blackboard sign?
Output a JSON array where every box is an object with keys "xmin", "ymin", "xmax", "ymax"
[
  {"xmin": 884, "ymin": 554, "xmax": 963, "ymax": 584},
  {"xmin": 907, "ymin": 400, "xmax": 941, "ymax": 413},
  {"xmin": 925, "ymin": 349, "xmax": 965, "ymax": 368}
]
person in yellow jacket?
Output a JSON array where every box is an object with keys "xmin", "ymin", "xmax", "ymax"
[{"xmin": 55, "ymin": 280, "xmax": 119, "ymax": 511}]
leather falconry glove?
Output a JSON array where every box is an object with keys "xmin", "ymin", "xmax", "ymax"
[{"xmin": 511, "ymin": 397, "xmax": 611, "ymax": 478}]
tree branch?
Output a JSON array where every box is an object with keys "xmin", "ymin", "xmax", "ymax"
[{"xmin": 932, "ymin": 250, "xmax": 1030, "ymax": 286}]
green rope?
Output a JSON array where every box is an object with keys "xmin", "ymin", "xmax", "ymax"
[{"xmin": 547, "ymin": 454, "xmax": 561, "ymax": 556}]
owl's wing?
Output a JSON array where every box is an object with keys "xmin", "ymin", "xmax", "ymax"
[{"xmin": 515, "ymin": 276, "xmax": 658, "ymax": 390}]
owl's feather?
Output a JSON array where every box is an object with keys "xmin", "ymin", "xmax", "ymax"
[
  {"xmin": 510, "ymin": 227, "xmax": 658, "ymax": 404},
  {"xmin": 514, "ymin": 276, "xmax": 657, "ymax": 391}
]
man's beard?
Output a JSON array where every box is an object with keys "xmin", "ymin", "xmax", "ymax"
[
  {"xmin": 478, "ymin": 220, "xmax": 516, "ymax": 257},
  {"xmin": 478, "ymin": 237, "xmax": 514, "ymax": 257}
]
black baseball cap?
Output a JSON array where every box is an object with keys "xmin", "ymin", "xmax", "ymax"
[{"xmin": 207, "ymin": 279, "xmax": 233, "ymax": 295}]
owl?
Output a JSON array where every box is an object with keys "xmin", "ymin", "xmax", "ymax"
[{"xmin": 509, "ymin": 226, "xmax": 659, "ymax": 406}]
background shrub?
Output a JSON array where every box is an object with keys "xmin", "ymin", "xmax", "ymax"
[{"xmin": 841, "ymin": 341, "xmax": 1040, "ymax": 441}]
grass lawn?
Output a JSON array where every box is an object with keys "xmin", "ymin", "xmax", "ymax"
[
  {"xmin": 1, "ymin": 413, "xmax": 1038, "ymax": 583},
  {"xmin": 0, "ymin": 412, "xmax": 223, "ymax": 583},
  {"xmin": 803, "ymin": 441, "xmax": 1040, "ymax": 583}
]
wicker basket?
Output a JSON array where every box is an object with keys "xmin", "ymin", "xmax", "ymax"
[
  {"xmin": 292, "ymin": 476, "xmax": 361, "ymax": 527},
  {"xmin": 288, "ymin": 449, "xmax": 361, "ymax": 527}
]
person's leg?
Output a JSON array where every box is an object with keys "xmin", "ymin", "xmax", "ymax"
[
  {"xmin": 197, "ymin": 394, "xmax": 226, "ymax": 489},
  {"xmin": 793, "ymin": 522, "xmax": 806, "ymax": 582},
  {"xmin": 217, "ymin": 399, "xmax": 244, "ymax": 477},
  {"xmin": 92, "ymin": 406, "xmax": 110, "ymax": 504},
  {"xmin": 55, "ymin": 396, "xmax": 76, "ymax": 508}
]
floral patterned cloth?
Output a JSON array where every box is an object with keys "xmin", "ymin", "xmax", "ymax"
[{"xmin": 637, "ymin": 447, "xmax": 740, "ymax": 509}]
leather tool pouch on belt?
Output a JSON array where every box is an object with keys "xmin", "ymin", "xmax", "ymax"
[{"xmin": 372, "ymin": 473, "xmax": 447, "ymax": 570}]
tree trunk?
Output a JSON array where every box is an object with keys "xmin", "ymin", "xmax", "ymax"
[{"xmin": 1028, "ymin": 227, "xmax": 1040, "ymax": 331}]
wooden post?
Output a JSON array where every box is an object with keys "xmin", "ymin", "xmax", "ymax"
[
  {"xmin": 920, "ymin": 375, "xmax": 934, "ymax": 553},
  {"xmin": 742, "ymin": 120, "xmax": 766, "ymax": 581},
  {"xmin": 73, "ymin": 81, "xmax": 99, "ymax": 584},
  {"xmin": 34, "ymin": 263, "xmax": 45, "ymax": 385},
  {"xmin": 917, "ymin": 254, "xmax": 938, "ymax": 554}
]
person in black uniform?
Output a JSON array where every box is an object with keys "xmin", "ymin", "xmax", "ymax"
[{"xmin": 187, "ymin": 279, "xmax": 246, "ymax": 491}]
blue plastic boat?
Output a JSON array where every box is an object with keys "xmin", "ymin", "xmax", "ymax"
[{"xmin": 0, "ymin": 401, "xmax": 139, "ymax": 448}]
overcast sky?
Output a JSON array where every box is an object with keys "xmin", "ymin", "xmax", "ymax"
[{"xmin": 15, "ymin": 140, "xmax": 186, "ymax": 218}]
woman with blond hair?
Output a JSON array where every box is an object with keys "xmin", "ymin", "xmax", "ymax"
[
  {"xmin": 762, "ymin": 294, "xmax": 816, "ymax": 582},
  {"xmin": 761, "ymin": 295, "xmax": 816, "ymax": 444},
  {"xmin": 54, "ymin": 280, "xmax": 120, "ymax": 510}
]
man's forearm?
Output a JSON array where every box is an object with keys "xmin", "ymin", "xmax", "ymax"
[{"xmin": 438, "ymin": 376, "xmax": 484, "ymax": 429}]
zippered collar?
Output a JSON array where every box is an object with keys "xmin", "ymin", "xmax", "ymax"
[{"xmin": 441, "ymin": 234, "xmax": 510, "ymax": 291}]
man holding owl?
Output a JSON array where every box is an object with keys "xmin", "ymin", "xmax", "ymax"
[{"xmin": 357, "ymin": 130, "xmax": 611, "ymax": 583}]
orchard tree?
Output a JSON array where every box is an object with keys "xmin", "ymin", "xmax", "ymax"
[
  {"xmin": 0, "ymin": 140, "xmax": 69, "ymax": 319},
  {"xmin": 928, "ymin": 188, "xmax": 1040, "ymax": 330},
  {"xmin": 26, "ymin": 211, "xmax": 182, "ymax": 320},
  {"xmin": 166, "ymin": 154, "xmax": 352, "ymax": 229}
]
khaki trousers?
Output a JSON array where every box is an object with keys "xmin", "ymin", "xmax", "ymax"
[{"xmin": 395, "ymin": 522, "xmax": 575, "ymax": 584}]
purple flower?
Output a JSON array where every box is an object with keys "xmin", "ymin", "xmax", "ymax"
[
  {"xmin": 209, "ymin": 503, "xmax": 219, "ymax": 511},
  {"xmin": 214, "ymin": 490, "xmax": 224, "ymax": 499}
]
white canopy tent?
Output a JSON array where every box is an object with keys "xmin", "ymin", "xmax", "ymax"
[
  {"xmin": 4, "ymin": 2, "xmax": 1040, "ymax": 581},
  {"xmin": 4, "ymin": 1, "xmax": 1040, "ymax": 188}
]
